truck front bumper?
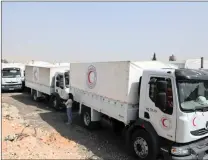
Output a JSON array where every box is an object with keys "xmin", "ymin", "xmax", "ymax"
[
  {"xmin": 2, "ymin": 84, "xmax": 22, "ymax": 91},
  {"xmin": 171, "ymin": 136, "xmax": 208, "ymax": 160}
]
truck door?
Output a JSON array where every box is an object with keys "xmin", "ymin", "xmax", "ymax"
[
  {"xmin": 55, "ymin": 74, "xmax": 65, "ymax": 98},
  {"xmin": 144, "ymin": 76, "xmax": 177, "ymax": 141},
  {"xmin": 55, "ymin": 73, "xmax": 69, "ymax": 100}
]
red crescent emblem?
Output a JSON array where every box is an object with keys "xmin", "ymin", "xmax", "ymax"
[
  {"xmin": 162, "ymin": 118, "xmax": 168, "ymax": 127},
  {"xmin": 192, "ymin": 117, "xmax": 197, "ymax": 127},
  {"xmin": 88, "ymin": 71, "xmax": 93, "ymax": 84}
]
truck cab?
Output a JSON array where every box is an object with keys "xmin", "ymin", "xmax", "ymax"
[
  {"xmin": 2, "ymin": 63, "xmax": 25, "ymax": 91},
  {"xmin": 49, "ymin": 71, "xmax": 70, "ymax": 109},
  {"xmin": 129, "ymin": 68, "xmax": 208, "ymax": 160},
  {"xmin": 54, "ymin": 71, "xmax": 70, "ymax": 100}
]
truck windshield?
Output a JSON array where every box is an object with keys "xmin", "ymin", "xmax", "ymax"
[
  {"xmin": 64, "ymin": 72, "xmax": 69, "ymax": 88},
  {"xmin": 177, "ymin": 80, "xmax": 208, "ymax": 111},
  {"xmin": 2, "ymin": 68, "xmax": 21, "ymax": 78}
]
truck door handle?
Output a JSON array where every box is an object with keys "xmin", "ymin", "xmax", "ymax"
[{"xmin": 144, "ymin": 112, "xmax": 150, "ymax": 119}]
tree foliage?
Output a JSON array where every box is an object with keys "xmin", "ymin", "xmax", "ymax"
[
  {"xmin": 152, "ymin": 53, "xmax": 157, "ymax": 61},
  {"xmin": 2, "ymin": 59, "xmax": 8, "ymax": 63},
  {"xmin": 169, "ymin": 54, "xmax": 176, "ymax": 61}
]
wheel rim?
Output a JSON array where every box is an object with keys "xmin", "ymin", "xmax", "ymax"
[
  {"xmin": 134, "ymin": 137, "xmax": 149, "ymax": 158},
  {"xmin": 53, "ymin": 98, "xmax": 57, "ymax": 108},
  {"xmin": 83, "ymin": 112, "xmax": 91, "ymax": 126},
  {"xmin": 33, "ymin": 93, "xmax": 37, "ymax": 101}
]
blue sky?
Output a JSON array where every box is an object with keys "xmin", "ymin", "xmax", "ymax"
[{"xmin": 2, "ymin": 2, "xmax": 208, "ymax": 63}]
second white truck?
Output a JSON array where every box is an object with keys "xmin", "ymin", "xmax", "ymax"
[
  {"xmin": 70, "ymin": 61, "xmax": 208, "ymax": 160},
  {"xmin": 25, "ymin": 62, "xmax": 70, "ymax": 110}
]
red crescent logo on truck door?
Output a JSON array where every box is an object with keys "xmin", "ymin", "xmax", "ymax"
[
  {"xmin": 162, "ymin": 118, "xmax": 168, "ymax": 127},
  {"xmin": 86, "ymin": 65, "xmax": 97, "ymax": 89},
  {"xmin": 160, "ymin": 116, "xmax": 172, "ymax": 130}
]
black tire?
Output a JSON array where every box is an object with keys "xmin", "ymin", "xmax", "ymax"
[
  {"xmin": 32, "ymin": 90, "xmax": 39, "ymax": 101},
  {"xmin": 112, "ymin": 119, "xmax": 124, "ymax": 136},
  {"xmin": 131, "ymin": 130, "xmax": 158, "ymax": 160},
  {"xmin": 49, "ymin": 95, "xmax": 61, "ymax": 110},
  {"xmin": 81, "ymin": 107, "xmax": 100, "ymax": 130}
]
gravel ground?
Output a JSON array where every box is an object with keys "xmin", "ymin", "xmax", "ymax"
[{"xmin": 2, "ymin": 92, "xmax": 136, "ymax": 160}]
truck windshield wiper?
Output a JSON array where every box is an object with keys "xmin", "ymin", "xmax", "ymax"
[
  {"xmin": 182, "ymin": 106, "xmax": 208, "ymax": 112},
  {"xmin": 195, "ymin": 106, "xmax": 208, "ymax": 112}
]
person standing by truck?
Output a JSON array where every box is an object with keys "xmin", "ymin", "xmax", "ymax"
[{"xmin": 65, "ymin": 93, "xmax": 74, "ymax": 125}]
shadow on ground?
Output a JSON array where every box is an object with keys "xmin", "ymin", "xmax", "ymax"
[{"xmin": 10, "ymin": 93, "xmax": 135, "ymax": 160}]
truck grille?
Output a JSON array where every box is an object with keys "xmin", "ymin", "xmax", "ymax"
[
  {"xmin": 6, "ymin": 81, "xmax": 17, "ymax": 84},
  {"xmin": 2, "ymin": 84, "xmax": 20, "ymax": 86},
  {"xmin": 191, "ymin": 128, "xmax": 208, "ymax": 136}
]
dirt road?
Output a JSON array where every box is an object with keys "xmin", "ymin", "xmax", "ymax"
[{"xmin": 2, "ymin": 92, "xmax": 136, "ymax": 160}]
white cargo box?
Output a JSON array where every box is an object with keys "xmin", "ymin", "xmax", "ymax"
[
  {"xmin": 70, "ymin": 61, "xmax": 175, "ymax": 124},
  {"xmin": 70, "ymin": 61, "xmax": 174, "ymax": 104},
  {"xmin": 25, "ymin": 64, "xmax": 69, "ymax": 95}
]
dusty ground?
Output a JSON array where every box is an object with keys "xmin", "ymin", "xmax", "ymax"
[
  {"xmin": 2, "ymin": 92, "xmax": 136, "ymax": 160},
  {"xmin": 2, "ymin": 102, "xmax": 81, "ymax": 159}
]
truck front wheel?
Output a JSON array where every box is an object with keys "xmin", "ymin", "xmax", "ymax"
[
  {"xmin": 131, "ymin": 130, "xmax": 157, "ymax": 160},
  {"xmin": 49, "ymin": 95, "xmax": 61, "ymax": 110}
]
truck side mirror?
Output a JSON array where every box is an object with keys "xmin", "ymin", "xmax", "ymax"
[
  {"xmin": 56, "ymin": 82, "xmax": 60, "ymax": 87},
  {"xmin": 157, "ymin": 80, "xmax": 167, "ymax": 92},
  {"xmin": 56, "ymin": 76, "xmax": 60, "ymax": 81},
  {"xmin": 155, "ymin": 92, "xmax": 167, "ymax": 111}
]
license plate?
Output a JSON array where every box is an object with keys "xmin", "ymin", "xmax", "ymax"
[{"xmin": 9, "ymin": 88, "xmax": 14, "ymax": 90}]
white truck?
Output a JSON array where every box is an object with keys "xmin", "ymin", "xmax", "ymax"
[
  {"xmin": 2, "ymin": 63, "xmax": 25, "ymax": 91},
  {"xmin": 70, "ymin": 61, "xmax": 208, "ymax": 160},
  {"xmin": 25, "ymin": 62, "xmax": 70, "ymax": 110}
]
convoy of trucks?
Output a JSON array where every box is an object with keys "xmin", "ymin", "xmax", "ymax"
[
  {"xmin": 2, "ymin": 63, "xmax": 25, "ymax": 91},
  {"xmin": 22, "ymin": 59, "xmax": 208, "ymax": 160}
]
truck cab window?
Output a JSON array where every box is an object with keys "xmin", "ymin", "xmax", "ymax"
[
  {"xmin": 64, "ymin": 72, "xmax": 69, "ymax": 88},
  {"xmin": 2, "ymin": 68, "xmax": 21, "ymax": 78},
  {"xmin": 59, "ymin": 75, "xmax": 64, "ymax": 88},
  {"xmin": 149, "ymin": 77, "xmax": 173, "ymax": 115}
]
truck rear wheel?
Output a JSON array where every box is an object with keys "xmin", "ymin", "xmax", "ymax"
[
  {"xmin": 81, "ymin": 107, "xmax": 100, "ymax": 130},
  {"xmin": 32, "ymin": 90, "xmax": 39, "ymax": 101},
  {"xmin": 131, "ymin": 130, "xmax": 157, "ymax": 160}
]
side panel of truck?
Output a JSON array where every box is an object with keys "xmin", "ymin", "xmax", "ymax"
[
  {"xmin": 25, "ymin": 65, "xmax": 70, "ymax": 95},
  {"xmin": 25, "ymin": 66, "xmax": 52, "ymax": 95},
  {"xmin": 70, "ymin": 61, "xmax": 140, "ymax": 124},
  {"xmin": 70, "ymin": 61, "xmax": 131, "ymax": 103}
]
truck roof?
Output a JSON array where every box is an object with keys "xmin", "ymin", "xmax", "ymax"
[
  {"xmin": 175, "ymin": 69, "xmax": 208, "ymax": 81},
  {"xmin": 131, "ymin": 61, "xmax": 178, "ymax": 69},
  {"xmin": 169, "ymin": 58, "xmax": 208, "ymax": 69},
  {"xmin": 2, "ymin": 63, "xmax": 25, "ymax": 69},
  {"xmin": 26, "ymin": 63, "xmax": 70, "ymax": 68}
]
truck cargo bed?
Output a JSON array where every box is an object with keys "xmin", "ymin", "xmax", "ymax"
[
  {"xmin": 70, "ymin": 61, "xmax": 172, "ymax": 124},
  {"xmin": 25, "ymin": 64, "xmax": 69, "ymax": 95}
]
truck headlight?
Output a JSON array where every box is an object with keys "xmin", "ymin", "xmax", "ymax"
[{"xmin": 171, "ymin": 146, "xmax": 191, "ymax": 156}]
